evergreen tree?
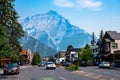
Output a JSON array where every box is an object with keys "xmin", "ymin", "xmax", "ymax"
[
  {"xmin": 91, "ymin": 32, "xmax": 96, "ymax": 46},
  {"xmin": 31, "ymin": 51, "xmax": 41, "ymax": 65},
  {"xmin": 48, "ymin": 56, "xmax": 54, "ymax": 62},
  {"xmin": 0, "ymin": 0, "xmax": 24, "ymax": 54},
  {"xmin": 0, "ymin": 24, "xmax": 19, "ymax": 62},
  {"xmin": 0, "ymin": 24, "xmax": 14, "ymax": 58},
  {"xmin": 99, "ymin": 30, "xmax": 104, "ymax": 40},
  {"xmin": 97, "ymin": 30, "xmax": 104, "ymax": 56}
]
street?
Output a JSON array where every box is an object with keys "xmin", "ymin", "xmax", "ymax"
[
  {"xmin": 0, "ymin": 66, "xmax": 120, "ymax": 80},
  {"xmin": 76, "ymin": 67, "xmax": 120, "ymax": 80}
]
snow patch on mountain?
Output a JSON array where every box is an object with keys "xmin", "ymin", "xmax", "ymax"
[{"xmin": 20, "ymin": 10, "xmax": 91, "ymax": 51}]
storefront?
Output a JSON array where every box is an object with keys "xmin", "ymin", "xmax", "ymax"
[{"xmin": 0, "ymin": 58, "xmax": 11, "ymax": 67}]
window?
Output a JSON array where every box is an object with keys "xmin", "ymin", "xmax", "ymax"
[{"xmin": 112, "ymin": 43, "xmax": 118, "ymax": 49}]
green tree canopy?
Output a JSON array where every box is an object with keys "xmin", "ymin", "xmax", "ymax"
[
  {"xmin": 0, "ymin": 0, "xmax": 24, "ymax": 54},
  {"xmin": 48, "ymin": 56, "xmax": 55, "ymax": 62},
  {"xmin": 78, "ymin": 44, "xmax": 93, "ymax": 63},
  {"xmin": 0, "ymin": 24, "xmax": 14, "ymax": 58},
  {"xmin": 31, "ymin": 51, "xmax": 41, "ymax": 65}
]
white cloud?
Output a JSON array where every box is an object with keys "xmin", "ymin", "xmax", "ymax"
[
  {"xmin": 53, "ymin": 0, "xmax": 74, "ymax": 7},
  {"xmin": 76, "ymin": 0, "xmax": 102, "ymax": 10},
  {"xmin": 53, "ymin": 0, "xmax": 102, "ymax": 11}
]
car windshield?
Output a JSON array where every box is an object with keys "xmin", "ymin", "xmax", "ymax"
[
  {"xmin": 6, "ymin": 63, "xmax": 18, "ymax": 68},
  {"xmin": 40, "ymin": 62, "xmax": 44, "ymax": 64},
  {"xmin": 101, "ymin": 62, "xmax": 109, "ymax": 64},
  {"xmin": 104, "ymin": 62, "xmax": 109, "ymax": 64},
  {"xmin": 47, "ymin": 62, "xmax": 54, "ymax": 64}
]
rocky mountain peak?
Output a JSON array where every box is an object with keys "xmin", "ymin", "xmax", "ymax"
[{"xmin": 20, "ymin": 10, "xmax": 91, "ymax": 51}]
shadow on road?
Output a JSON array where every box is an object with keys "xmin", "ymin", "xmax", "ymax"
[{"xmin": 0, "ymin": 74, "xmax": 17, "ymax": 79}]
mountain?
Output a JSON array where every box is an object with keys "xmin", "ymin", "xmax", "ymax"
[
  {"xmin": 20, "ymin": 10, "xmax": 91, "ymax": 51},
  {"xmin": 19, "ymin": 34, "xmax": 57, "ymax": 57}
]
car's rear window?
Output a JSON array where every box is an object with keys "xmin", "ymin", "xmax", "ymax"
[
  {"xmin": 6, "ymin": 63, "xmax": 18, "ymax": 68},
  {"xmin": 47, "ymin": 62, "xmax": 54, "ymax": 64}
]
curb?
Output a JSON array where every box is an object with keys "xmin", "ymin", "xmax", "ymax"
[{"xmin": 111, "ymin": 67, "xmax": 120, "ymax": 70}]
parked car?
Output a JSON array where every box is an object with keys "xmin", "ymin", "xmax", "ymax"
[
  {"xmin": 3, "ymin": 63, "xmax": 20, "ymax": 75},
  {"xmin": 38, "ymin": 61, "xmax": 46, "ymax": 67},
  {"xmin": 114, "ymin": 60, "xmax": 120, "ymax": 68},
  {"xmin": 99, "ymin": 61, "xmax": 110, "ymax": 68},
  {"xmin": 62, "ymin": 61, "xmax": 71, "ymax": 67},
  {"xmin": 46, "ymin": 62, "xmax": 56, "ymax": 70}
]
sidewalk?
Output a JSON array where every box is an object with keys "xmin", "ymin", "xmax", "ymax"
[
  {"xmin": 0, "ymin": 65, "xmax": 32, "ymax": 74},
  {"xmin": 80, "ymin": 66, "xmax": 120, "ymax": 70},
  {"xmin": 110, "ymin": 66, "xmax": 120, "ymax": 70}
]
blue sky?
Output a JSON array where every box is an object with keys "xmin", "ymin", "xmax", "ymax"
[{"xmin": 14, "ymin": 0, "xmax": 120, "ymax": 37}]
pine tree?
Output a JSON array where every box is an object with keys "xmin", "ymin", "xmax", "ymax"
[
  {"xmin": 0, "ymin": 0, "xmax": 24, "ymax": 53},
  {"xmin": 98, "ymin": 30, "xmax": 104, "ymax": 55},
  {"xmin": 99, "ymin": 30, "xmax": 104, "ymax": 40},
  {"xmin": 0, "ymin": 24, "xmax": 14, "ymax": 58},
  {"xmin": 91, "ymin": 32, "xmax": 96, "ymax": 46}
]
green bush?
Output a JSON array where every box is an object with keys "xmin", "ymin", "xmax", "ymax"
[{"xmin": 66, "ymin": 64, "xmax": 79, "ymax": 71}]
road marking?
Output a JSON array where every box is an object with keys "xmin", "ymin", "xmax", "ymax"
[
  {"xmin": 39, "ymin": 77, "xmax": 56, "ymax": 80},
  {"xmin": 85, "ymin": 73, "xmax": 93, "ymax": 76},
  {"xmin": 59, "ymin": 76, "xmax": 66, "ymax": 80},
  {"xmin": 104, "ymin": 72, "xmax": 120, "ymax": 77},
  {"xmin": 94, "ymin": 75, "xmax": 102, "ymax": 78},
  {"xmin": 110, "ymin": 78, "xmax": 116, "ymax": 80},
  {"xmin": 73, "ymin": 70, "xmax": 119, "ymax": 80},
  {"xmin": 73, "ymin": 71, "xmax": 112, "ymax": 80},
  {"xmin": 94, "ymin": 75, "xmax": 105, "ymax": 80}
]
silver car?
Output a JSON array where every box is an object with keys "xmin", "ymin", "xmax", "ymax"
[
  {"xmin": 46, "ymin": 62, "xmax": 56, "ymax": 70},
  {"xmin": 99, "ymin": 62, "xmax": 110, "ymax": 68}
]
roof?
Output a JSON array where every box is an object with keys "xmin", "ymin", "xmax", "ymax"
[{"xmin": 106, "ymin": 31, "xmax": 120, "ymax": 40}]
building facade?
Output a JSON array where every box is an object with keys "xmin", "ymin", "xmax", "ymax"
[
  {"xmin": 97, "ymin": 31, "xmax": 120, "ymax": 64},
  {"xmin": 65, "ymin": 45, "xmax": 79, "ymax": 63},
  {"xmin": 19, "ymin": 49, "xmax": 33, "ymax": 64}
]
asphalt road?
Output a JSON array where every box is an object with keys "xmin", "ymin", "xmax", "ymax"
[
  {"xmin": 78, "ymin": 66, "xmax": 120, "ymax": 80},
  {"xmin": 0, "ymin": 66, "xmax": 120, "ymax": 80}
]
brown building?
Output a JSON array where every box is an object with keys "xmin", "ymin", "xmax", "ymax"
[
  {"xmin": 59, "ymin": 51, "xmax": 66, "ymax": 58},
  {"xmin": 19, "ymin": 49, "xmax": 33, "ymax": 64},
  {"xmin": 98, "ymin": 31, "xmax": 120, "ymax": 63},
  {"xmin": 0, "ymin": 58, "xmax": 11, "ymax": 67}
]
